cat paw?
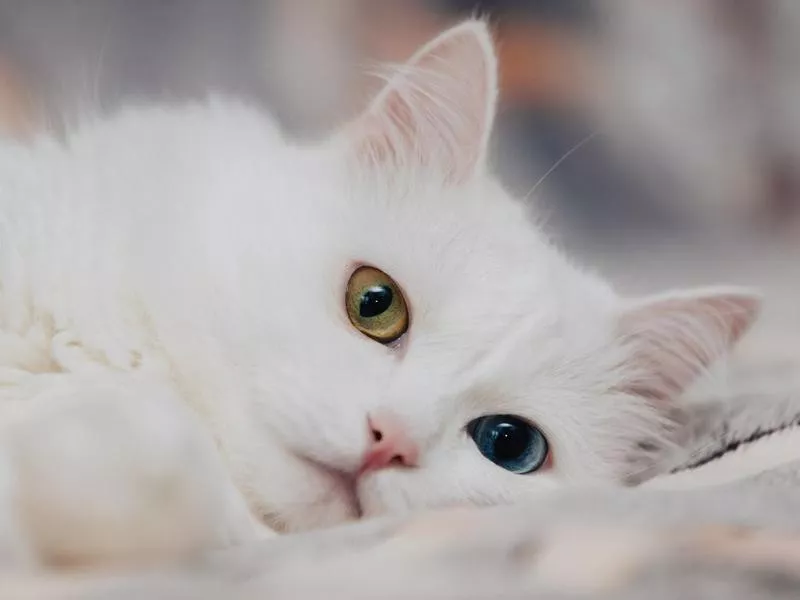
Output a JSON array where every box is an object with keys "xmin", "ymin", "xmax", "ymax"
[{"xmin": 1, "ymin": 375, "xmax": 266, "ymax": 567}]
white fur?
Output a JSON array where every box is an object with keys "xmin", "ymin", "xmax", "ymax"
[{"xmin": 0, "ymin": 21, "xmax": 759, "ymax": 565}]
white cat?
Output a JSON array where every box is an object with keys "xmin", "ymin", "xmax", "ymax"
[{"xmin": 0, "ymin": 20, "xmax": 759, "ymax": 567}]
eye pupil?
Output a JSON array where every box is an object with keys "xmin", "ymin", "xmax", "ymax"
[
  {"xmin": 491, "ymin": 422, "xmax": 531, "ymax": 462},
  {"xmin": 359, "ymin": 285, "xmax": 393, "ymax": 318},
  {"xmin": 468, "ymin": 415, "xmax": 548, "ymax": 474}
]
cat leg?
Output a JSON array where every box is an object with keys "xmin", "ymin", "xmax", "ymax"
[{"xmin": 0, "ymin": 373, "xmax": 274, "ymax": 568}]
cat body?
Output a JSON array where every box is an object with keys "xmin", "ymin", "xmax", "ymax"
[{"xmin": 0, "ymin": 21, "xmax": 758, "ymax": 566}]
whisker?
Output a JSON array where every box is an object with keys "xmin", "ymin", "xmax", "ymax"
[{"xmin": 522, "ymin": 131, "xmax": 598, "ymax": 203}]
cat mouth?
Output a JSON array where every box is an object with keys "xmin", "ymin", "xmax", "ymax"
[
  {"xmin": 343, "ymin": 478, "xmax": 365, "ymax": 519},
  {"xmin": 306, "ymin": 457, "xmax": 365, "ymax": 519}
]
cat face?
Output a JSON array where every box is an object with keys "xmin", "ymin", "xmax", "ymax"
[{"xmin": 146, "ymin": 22, "xmax": 759, "ymax": 531}]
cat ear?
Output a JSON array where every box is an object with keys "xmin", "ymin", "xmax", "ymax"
[
  {"xmin": 349, "ymin": 20, "xmax": 498, "ymax": 182},
  {"xmin": 617, "ymin": 288, "xmax": 761, "ymax": 402}
]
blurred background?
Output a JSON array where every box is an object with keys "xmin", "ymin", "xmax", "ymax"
[{"xmin": 0, "ymin": 0, "xmax": 797, "ymax": 377}]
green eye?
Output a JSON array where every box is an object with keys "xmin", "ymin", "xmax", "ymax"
[{"xmin": 345, "ymin": 266, "xmax": 409, "ymax": 344}]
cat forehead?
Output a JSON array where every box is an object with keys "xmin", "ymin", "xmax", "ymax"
[
  {"xmin": 338, "ymin": 175, "xmax": 549, "ymax": 279},
  {"xmin": 334, "ymin": 175, "xmax": 614, "ymax": 321}
]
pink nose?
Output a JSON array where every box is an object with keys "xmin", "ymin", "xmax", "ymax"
[{"xmin": 358, "ymin": 409, "xmax": 419, "ymax": 476}]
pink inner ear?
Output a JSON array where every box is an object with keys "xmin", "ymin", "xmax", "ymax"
[
  {"xmin": 617, "ymin": 292, "xmax": 760, "ymax": 402},
  {"xmin": 356, "ymin": 88, "xmax": 422, "ymax": 170},
  {"xmin": 352, "ymin": 21, "xmax": 497, "ymax": 183}
]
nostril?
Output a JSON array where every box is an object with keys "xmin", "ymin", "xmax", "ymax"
[{"xmin": 363, "ymin": 410, "xmax": 419, "ymax": 473}]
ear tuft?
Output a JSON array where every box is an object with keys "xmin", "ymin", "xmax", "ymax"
[
  {"xmin": 349, "ymin": 20, "xmax": 498, "ymax": 183},
  {"xmin": 618, "ymin": 287, "xmax": 762, "ymax": 402}
]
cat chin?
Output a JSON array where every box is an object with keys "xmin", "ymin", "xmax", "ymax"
[
  {"xmin": 278, "ymin": 467, "xmax": 398, "ymax": 529},
  {"xmin": 282, "ymin": 492, "xmax": 361, "ymax": 532},
  {"xmin": 354, "ymin": 472, "xmax": 414, "ymax": 519},
  {"xmin": 254, "ymin": 458, "xmax": 363, "ymax": 533}
]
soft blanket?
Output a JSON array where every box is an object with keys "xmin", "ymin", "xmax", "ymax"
[{"xmin": 5, "ymin": 385, "xmax": 800, "ymax": 599}]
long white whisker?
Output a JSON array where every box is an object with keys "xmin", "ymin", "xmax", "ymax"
[{"xmin": 523, "ymin": 131, "xmax": 598, "ymax": 203}]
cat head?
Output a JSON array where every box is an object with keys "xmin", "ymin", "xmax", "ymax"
[{"xmin": 157, "ymin": 21, "xmax": 760, "ymax": 531}]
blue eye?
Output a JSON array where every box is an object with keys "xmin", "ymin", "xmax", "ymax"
[{"xmin": 467, "ymin": 415, "xmax": 549, "ymax": 474}]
